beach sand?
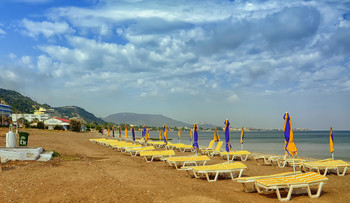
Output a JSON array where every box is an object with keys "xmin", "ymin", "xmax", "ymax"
[{"xmin": 1, "ymin": 128, "xmax": 349, "ymax": 202}]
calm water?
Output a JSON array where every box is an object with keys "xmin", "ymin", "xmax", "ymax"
[{"xmin": 133, "ymin": 130, "xmax": 350, "ymax": 161}]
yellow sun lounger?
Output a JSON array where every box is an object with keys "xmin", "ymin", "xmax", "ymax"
[
  {"xmin": 110, "ymin": 142, "xmax": 136, "ymax": 151},
  {"xmin": 220, "ymin": 150, "xmax": 251, "ymax": 161},
  {"xmin": 140, "ymin": 150, "xmax": 175, "ymax": 162},
  {"xmin": 236, "ymin": 171, "xmax": 302, "ymax": 192},
  {"xmin": 255, "ymin": 172, "xmax": 328, "ymax": 201},
  {"xmin": 120, "ymin": 144, "xmax": 143, "ymax": 152},
  {"xmin": 303, "ymin": 159, "xmax": 350, "ymax": 176},
  {"xmin": 176, "ymin": 144, "xmax": 195, "ymax": 152},
  {"xmin": 276, "ymin": 157, "xmax": 306, "ymax": 168},
  {"xmin": 163, "ymin": 155, "xmax": 210, "ymax": 170},
  {"xmin": 89, "ymin": 138, "xmax": 107, "ymax": 144},
  {"xmin": 125, "ymin": 146, "xmax": 155, "ymax": 156},
  {"xmin": 199, "ymin": 140, "xmax": 215, "ymax": 150},
  {"xmin": 188, "ymin": 162, "xmax": 247, "ymax": 182},
  {"xmin": 254, "ymin": 155, "xmax": 283, "ymax": 166},
  {"xmin": 147, "ymin": 141, "xmax": 166, "ymax": 148},
  {"xmin": 200, "ymin": 141, "xmax": 223, "ymax": 157}
]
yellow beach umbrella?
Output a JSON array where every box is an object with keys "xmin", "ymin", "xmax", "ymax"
[
  {"xmin": 240, "ymin": 126, "xmax": 244, "ymax": 150},
  {"xmin": 125, "ymin": 125, "xmax": 128, "ymax": 138},
  {"xmin": 330, "ymin": 127, "xmax": 334, "ymax": 160},
  {"xmin": 178, "ymin": 129, "xmax": 181, "ymax": 143},
  {"xmin": 214, "ymin": 127, "xmax": 220, "ymax": 141},
  {"xmin": 163, "ymin": 124, "xmax": 168, "ymax": 144}
]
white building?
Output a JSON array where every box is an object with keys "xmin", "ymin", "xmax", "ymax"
[
  {"xmin": 12, "ymin": 114, "xmax": 50, "ymax": 122},
  {"xmin": 44, "ymin": 117, "xmax": 70, "ymax": 130}
]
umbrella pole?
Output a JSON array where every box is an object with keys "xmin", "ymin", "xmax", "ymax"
[
  {"xmin": 241, "ymin": 144, "xmax": 243, "ymax": 151},
  {"xmin": 332, "ymin": 152, "xmax": 334, "ymax": 160}
]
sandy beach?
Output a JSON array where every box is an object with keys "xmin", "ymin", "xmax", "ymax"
[{"xmin": 1, "ymin": 128, "xmax": 349, "ymax": 202}]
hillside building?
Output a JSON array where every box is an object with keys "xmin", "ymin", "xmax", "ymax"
[
  {"xmin": 0, "ymin": 103, "xmax": 12, "ymax": 125},
  {"xmin": 12, "ymin": 113, "xmax": 50, "ymax": 123}
]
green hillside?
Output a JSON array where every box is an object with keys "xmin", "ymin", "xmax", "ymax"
[
  {"xmin": 0, "ymin": 88, "xmax": 49, "ymax": 113},
  {"xmin": 54, "ymin": 106, "xmax": 105, "ymax": 124},
  {"xmin": 0, "ymin": 88, "xmax": 105, "ymax": 124}
]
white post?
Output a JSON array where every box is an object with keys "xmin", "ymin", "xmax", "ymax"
[
  {"xmin": 332, "ymin": 152, "xmax": 334, "ymax": 160},
  {"xmin": 241, "ymin": 144, "xmax": 243, "ymax": 151}
]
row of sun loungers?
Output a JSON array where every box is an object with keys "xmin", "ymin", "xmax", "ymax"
[{"xmin": 89, "ymin": 137, "xmax": 348, "ymax": 201}]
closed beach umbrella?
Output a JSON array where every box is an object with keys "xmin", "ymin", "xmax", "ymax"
[
  {"xmin": 163, "ymin": 124, "xmax": 168, "ymax": 144},
  {"xmin": 190, "ymin": 129, "xmax": 193, "ymax": 144},
  {"xmin": 224, "ymin": 119, "xmax": 231, "ymax": 152},
  {"xmin": 240, "ymin": 126, "xmax": 244, "ymax": 150},
  {"xmin": 147, "ymin": 128, "xmax": 150, "ymax": 139},
  {"xmin": 193, "ymin": 124, "xmax": 199, "ymax": 150},
  {"xmin": 224, "ymin": 119, "xmax": 231, "ymax": 162},
  {"xmin": 125, "ymin": 125, "xmax": 128, "ymax": 138},
  {"xmin": 159, "ymin": 130, "xmax": 162, "ymax": 140},
  {"xmin": 330, "ymin": 127, "xmax": 334, "ymax": 160},
  {"xmin": 145, "ymin": 128, "xmax": 148, "ymax": 142},
  {"xmin": 178, "ymin": 129, "xmax": 181, "ymax": 143},
  {"xmin": 119, "ymin": 126, "xmax": 122, "ymax": 138},
  {"xmin": 112, "ymin": 126, "xmax": 115, "ymax": 138},
  {"xmin": 107, "ymin": 127, "xmax": 110, "ymax": 136},
  {"xmin": 143, "ymin": 125, "xmax": 146, "ymax": 138},
  {"xmin": 283, "ymin": 113, "xmax": 298, "ymax": 157},
  {"xmin": 101, "ymin": 126, "xmax": 104, "ymax": 135},
  {"xmin": 214, "ymin": 127, "xmax": 220, "ymax": 141},
  {"xmin": 283, "ymin": 113, "xmax": 298, "ymax": 172},
  {"xmin": 132, "ymin": 126, "xmax": 135, "ymax": 142}
]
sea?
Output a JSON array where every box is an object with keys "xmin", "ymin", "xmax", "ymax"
[{"xmin": 134, "ymin": 130, "xmax": 350, "ymax": 161}]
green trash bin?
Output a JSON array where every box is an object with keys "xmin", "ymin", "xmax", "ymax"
[{"xmin": 19, "ymin": 132, "xmax": 30, "ymax": 146}]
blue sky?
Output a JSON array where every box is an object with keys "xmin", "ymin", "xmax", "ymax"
[{"xmin": 1, "ymin": 0, "xmax": 349, "ymax": 130}]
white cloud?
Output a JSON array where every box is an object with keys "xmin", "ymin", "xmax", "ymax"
[
  {"xmin": 0, "ymin": 28, "xmax": 6, "ymax": 35},
  {"xmin": 20, "ymin": 56, "xmax": 34, "ymax": 69},
  {"xmin": 22, "ymin": 19, "xmax": 74, "ymax": 39},
  {"xmin": 228, "ymin": 93, "xmax": 240, "ymax": 102}
]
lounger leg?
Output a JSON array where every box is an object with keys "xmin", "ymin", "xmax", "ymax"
[
  {"xmin": 275, "ymin": 186, "xmax": 294, "ymax": 202},
  {"xmin": 337, "ymin": 167, "xmax": 348, "ymax": 176},
  {"xmin": 306, "ymin": 182, "xmax": 325, "ymax": 199},
  {"xmin": 241, "ymin": 155, "xmax": 248, "ymax": 161},
  {"xmin": 278, "ymin": 160, "xmax": 287, "ymax": 168},
  {"xmin": 206, "ymin": 172, "xmax": 219, "ymax": 182}
]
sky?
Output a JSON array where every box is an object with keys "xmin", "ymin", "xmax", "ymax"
[{"xmin": 0, "ymin": 0, "xmax": 349, "ymax": 130}]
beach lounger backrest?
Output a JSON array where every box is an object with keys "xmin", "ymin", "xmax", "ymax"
[{"xmin": 215, "ymin": 141, "xmax": 223, "ymax": 151}]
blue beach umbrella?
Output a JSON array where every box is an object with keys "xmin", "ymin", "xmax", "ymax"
[
  {"xmin": 224, "ymin": 119, "xmax": 231, "ymax": 162},
  {"xmin": 224, "ymin": 119, "xmax": 231, "ymax": 152},
  {"xmin": 142, "ymin": 125, "xmax": 146, "ymax": 138},
  {"xmin": 283, "ymin": 113, "xmax": 298, "ymax": 157},
  {"xmin": 330, "ymin": 127, "xmax": 334, "ymax": 160},
  {"xmin": 283, "ymin": 113, "xmax": 298, "ymax": 172},
  {"xmin": 132, "ymin": 126, "xmax": 135, "ymax": 142},
  {"xmin": 240, "ymin": 126, "xmax": 244, "ymax": 150},
  {"xmin": 192, "ymin": 124, "xmax": 199, "ymax": 151},
  {"xmin": 112, "ymin": 126, "xmax": 115, "ymax": 138},
  {"xmin": 119, "ymin": 126, "xmax": 121, "ymax": 138},
  {"xmin": 163, "ymin": 124, "xmax": 168, "ymax": 144}
]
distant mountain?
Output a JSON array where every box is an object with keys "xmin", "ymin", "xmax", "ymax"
[
  {"xmin": 103, "ymin": 112, "xmax": 193, "ymax": 128},
  {"xmin": 0, "ymin": 88, "xmax": 104, "ymax": 124}
]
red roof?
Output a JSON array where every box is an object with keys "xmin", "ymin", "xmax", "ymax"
[{"xmin": 54, "ymin": 117, "xmax": 70, "ymax": 123}]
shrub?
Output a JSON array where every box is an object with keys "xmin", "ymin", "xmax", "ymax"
[
  {"xmin": 37, "ymin": 121, "xmax": 45, "ymax": 129},
  {"xmin": 54, "ymin": 125, "xmax": 63, "ymax": 130},
  {"xmin": 70, "ymin": 119, "xmax": 81, "ymax": 132}
]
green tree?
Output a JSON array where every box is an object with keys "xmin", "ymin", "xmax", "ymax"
[
  {"xmin": 70, "ymin": 119, "xmax": 81, "ymax": 132},
  {"xmin": 37, "ymin": 121, "xmax": 45, "ymax": 129}
]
